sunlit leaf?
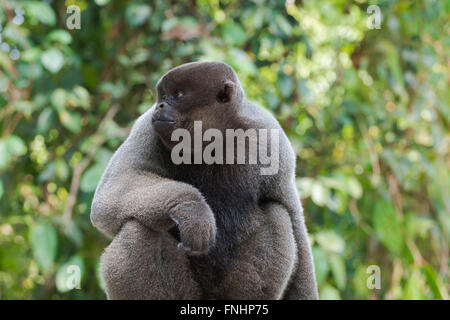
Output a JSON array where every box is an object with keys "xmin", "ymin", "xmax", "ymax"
[
  {"xmin": 51, "ymin": 89, "xmax": 67, "ymax": 109},
  {"xmin": 0, "ymin": 140, "xmax": 11, "ymax": 169},
  {"xmin": 80, "ymin": 164, "xmax": 106, "ymax": 193},
  {"xmin": 279, "ymin": 75, "xmax": 294, "ymax": 98},
  {"xmin": 6, "ymin": 135, "xmax": 27, "ymax": 156},
  {"xmin": 404, "ymin": 269, "xmax": 425, "ymax": 299},
  {"xmin": 30, "ymin": 223, "xmax": 57, "ymax": 271},
  {"xmin": 24, "ymin": 2, "xmax": 56, "ymax": 26},
  {"xmin": 55, "ymin": 255, "xmax": 84, "ymax": 293},
  {"xmin": 405, "ymin": 213, "xmax": 434, "ymax": 239},
  {"xmin": 96, "ymin": 258, "xmax": 106, "ymax": 292},
  {"xmin": 47, "ymin": 30, "xmax": 72, "ymax": 44},
  {"xmin": 37, "ymin": 108, "xmax": 55, "ymax": 134},
  {"xmin": 72, "ymin": 86, "xmax": 91, "ymax": 109},
  {"xmin": 320, "ymin": 284, "xmax": 341, "ymax": 300},
  {"xmin": 347, "ymin": 177, "xmax": 362, "ymax": 199},
  {"xmin": 311, "ymin": 182, "xmax": 330, "ymax": 207},
  {"xmin": 63, "ymin": 220, "xmax": 83, "ymax": 247},
  {"xmin": 227, "ymin": 49, "xmax": 257, "ymax": 76},
  {"xmin": 59, "ymin": 110, "xmax": 82, "ymax": 134},
  {"xmin": 41, "ymin": 49, "xmax": 64, "ymax": 73},
  {"xmin": 374, "ymin": 202, "xmax": 404, "ymax": 255},
  {"xmin": 312, "ymin": 247, "xmax": 329, "ymax": 286},
  {"xmin": 55, "ymin": 159, "xmax": 70, "ymax": 181},
  {"xmin": 223, "ymin": 20, "xmax": 247, "ymax": 46},
  {"xmin": 329, "ymin": 254, "xmax": 346, "ymax": 290},
  {"xmin": 95, "ymin": 0, "xmax": 111, "ymax": 5},
  {"xmin": 423, "ymin": 265, "xmax": 448, "ymax": 300},
  {"xmin": 316, "ymin": 231, "xmax": 345, "ymax": 254},
  {"xmin": 126, "ymin": 3, "xmax": 151, "ymax": 27}
]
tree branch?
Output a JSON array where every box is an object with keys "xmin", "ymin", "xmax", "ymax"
[{"xmin": 62, "ymin": 104, "xmax": 128, "ymax": 225}]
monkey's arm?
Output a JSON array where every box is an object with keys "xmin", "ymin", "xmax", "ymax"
[
  {"xmin": 91, "ymin": 170, "xmax": 216, "ymax": 255},
  {"xmin": 276, "ymin": 184, "xmax": 318, "ymax": 299},
  {"xmin": 261, "ymin": 133, "xmax": 318, "ymax": 300},
  {"xmin": 90, "ymin": 110, "xmax": 216, "ymax": 255}
]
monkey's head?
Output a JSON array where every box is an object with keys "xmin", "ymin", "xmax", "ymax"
[{"xmin": 152, "ymin": 61, "xmax": 244, "ymax": 149}]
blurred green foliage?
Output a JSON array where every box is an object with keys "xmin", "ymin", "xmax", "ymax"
[{"xmin": 0, "ymin": 0, "xmax": 448, "ymax": 300}]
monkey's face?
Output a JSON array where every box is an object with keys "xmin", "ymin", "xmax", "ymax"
[{"xmin": 152, "ymin": 62, "xmax": 242, "ymax": 149}]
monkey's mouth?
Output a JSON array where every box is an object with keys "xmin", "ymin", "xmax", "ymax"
[
  {"xmin": 152, "ymin": 115, "xmax": 176, "ymax": 128},
  {"xmin": 152, "ymin": 117, "xmax": 175, "ymax": 124}
]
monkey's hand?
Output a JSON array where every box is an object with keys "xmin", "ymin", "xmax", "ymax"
[{"xmin": 170, "ymin": 201, "xmax": 216, "ymax": 256}]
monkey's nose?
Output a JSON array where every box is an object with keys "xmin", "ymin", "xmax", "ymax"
[{"xmin": 158, "ymin": 103, "xmax": 165, "ymax": 109}]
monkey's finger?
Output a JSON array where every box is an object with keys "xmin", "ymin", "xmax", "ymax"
[
  {"xmin": 187, "ymin": 250, "xmax": 207, "ymax": 256},
  {"xmin": 177, "ymin": 242, "xmax": 191, "ymax": 252},
  {"xmin": 178, "ymin": 242, "xmax": 209, "ymax": 256}
]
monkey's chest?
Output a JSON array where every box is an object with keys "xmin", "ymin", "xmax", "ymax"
[
  {"xmin": 187, "ymin": 195, "xmax": 257, "ymax": 293},
  {"xmin": 173, "ymin": 165, "xmax": 267, "ymax": 296},
  {"xmin": 189, "ymin": 200, "xmax": 297, "ymax": 299}
]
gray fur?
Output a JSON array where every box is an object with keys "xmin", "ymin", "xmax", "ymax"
[{"xmin": 91, "ymin": 61, "xmax": 318, "ymax": 299}]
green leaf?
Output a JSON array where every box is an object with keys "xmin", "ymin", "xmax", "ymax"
[
  {"xmin": 312, "ymin": 247, "xmax": 329, "ymax": 286},
  {"xmin": 126, "ymin": 3, "xmax": 152, "ymax": 27},
  {"xmin": 404, "ymin": 269, "xmax": 425, "ymax": 299},
  {"xmin": 30, "ymin": 222, "xmax": 58, "ymax": 271},
  {"xmin": 405, "ymin": 213, "xmax": 434, "ymax": 238},
  {"xmin": 21, "ymin": 47, "xmax": 41, "ymax": 62},
  {"xmin": 274, "ymin": 14, "xmax": 292, "ymax": 36},
  {"xmin": 55, "ymin": 255, "xmax": 84, "ymax": 293},
  {"xmin": 316, "ymin": 231, "xmax": 345, "ymax": 254},
  {"xmin": 37, "ymin": 108, "xmax": 55, "ymax": 134},
  {"xmin": 0, "ymin": 178, "xmax": 4, "ymax": 200},
  {"xmin": 47, "ymin": 30, "xmax": 72, "ymax": 44},
  {"xmin": 311, "ymin": 182, "xmax": 330, "ymax": 207},
  {"xmin": 6, "ymin": 135, "xmax": 27, "ymax": 156},
  {"xmin": 38, "ymin": 162, "xmax": 56, "ymax": 182},
  {"xmin": 94, "ymin": 148, "xmax": 113, "ymax": 164},
  {"xmin": 347, "ymin": 177, "xmax": 362, "ymax": 199},
  {"xmin": 95, "ymin": 0, "xmax": 111, "ymax": 5},
  {"xmin": 51, "ymin": 89, "xmax": 67, "ymax": 109},
  {"xmin": 423, "ymin": 265, "xmax": 448, "ymax": 299},
  {"xmin": 55, "ymin": 159, "xmax": 70, "ymax": 181},
  {"xmin": 329, "ymin": 254, "xmax": 346, "ymax": 290},
  {"xmin": 63, "ymin": 220, "xmax": 83, "ymax": 247},
  {"xmin": 80, "ymin": 164, "xmax": 106, "ymax": 193},
  {"xmin": 320, "ymin": 284, "xmax": 341, "ymax": 300},
  {"xmin": 59, "ymin": 110, "xmax": 82, "ymax": 134},
  {"xmin": 227, "ymin": 49, "xmax": 257, "ymax": 76},
  {"xmin": 41, "ymin": 49, "xmax": 64, "ymax": 73},
  {"xmin": 72, "ymin": 86, "xmax": 91, "ymax": 109},
  {"xmin": 223, "ymin": 20, "xmax": 247, "ymax": 46},
  {"xmin": 373, "ymin": 202, "xmax": 404, "ymax": 255},
  {"xmin": 0, "ymin": 140, "xmax": 11, "ymax": 169},
  {"xmin": 96, "ymin": 258, "xmax": 106, "ymax": 292},
  {"xmin": 296, "ymin": 177, "xmax": 314, "ymax": 198},
  {"xmin": 25, "ymin": 2, "xmax": 56, "ymax": 26},
  {"xmin": 279, "ymin": 74, "xmax": 294, "ymax": 98}
]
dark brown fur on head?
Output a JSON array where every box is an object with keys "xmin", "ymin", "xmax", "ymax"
[{"xmin": 152, "ymin": 62, "xmax": 244, "ymax": 148}]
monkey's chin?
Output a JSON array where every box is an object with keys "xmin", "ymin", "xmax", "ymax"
[
  {"xmin": 153, "ymin": 119, "xmax": 175, "ymax": 134},
  {"xmin": 153, "ymin": 126, "xmax": 177, "ymax": 150}
]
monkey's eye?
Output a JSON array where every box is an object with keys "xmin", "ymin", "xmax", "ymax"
[
  {"xmin": 175, "ymin": 90, "xmax": 184, "ymax": 98},
  {"xmin": 161, "ymin": 93, "xmax": 167, "ymax": 100}
]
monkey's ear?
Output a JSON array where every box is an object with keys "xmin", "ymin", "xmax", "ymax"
[{"xmin": 216, "ymin": 80, "xmax": 236, "ymax": 103}]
